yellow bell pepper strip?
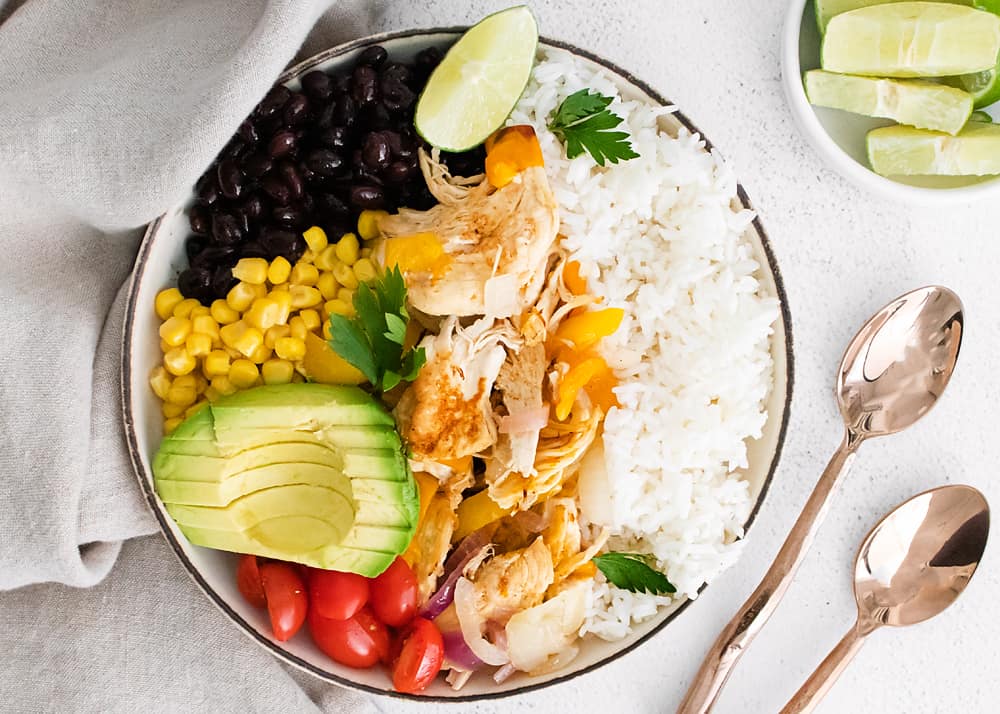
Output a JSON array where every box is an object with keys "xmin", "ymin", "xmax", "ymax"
[
  {"xmin": 455, "ymin": 489, "xmax": 512, "ymax": 542},
  {"xmin": 381, "ymin": 232, "xmax": 451, "ymax": 279},
  {"xmin": 402, "ymin": 472, "xmax": 444, "ymax": 567},
  {"xmin": 552, "ymin": 307, "xmax": 624, "ymax": 353},
  {"xmin": 555, "ymin": 356, "xmax": 610, "ymax": 421},
  {"xmin": 484, "ymin": 125, "xmax": 544, "ymax": 189},
  {"xmin": 562, "ymin": 260, "xmax": 588, "ymax": 296},
  {"xmin": 301, "ymin": 331, "xmax": 366, "ymax": 385}
]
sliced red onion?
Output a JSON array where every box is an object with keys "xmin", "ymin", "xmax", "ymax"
[
  {"xmin": 454, "ymin": 577, "xmax": 510, "ymax": 666},
  {"xmin": 436, "ymin": 604, "xmax": 484, "ymax": 671},
  {"xmin": 422, "ymin": 538, "xmax": 491, "ymax": 620},
  {"xmin": 497, "ymin": 406, "xmax": 549, "ymax": 434},
  {"xmin": 443, "ymin": 527, "xmax": 490, "ymax": 575}
]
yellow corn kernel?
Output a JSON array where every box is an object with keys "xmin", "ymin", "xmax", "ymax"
[
  {"xmin": 224, "ymin": 345, "xmax": 242, "ymax": 360},
  {"xmin": 353, "ymin": 258, "xmax": 377, "ymax": 283},
  {"xmin": 360, "ymin": 247, "xmax": 373, "ymax": 259},
  {"xmin": 299, "ymin": 249, "xmax": 316, "ymax": 264},
  {"xmin": 163, "ymin": 417, "xmax": 183, "ymax": 434},
  {"xmin": 336, "ymin": 233, "xmax": 360, "ymax": 265},
  {"xmin": 317, "ymin": 271, "xmax": 339, "ymax": 300},
  {"xmin": 211, "ymin": 298, "xmax": 240, "ymax": 325},
  {"xmin": 289, "ymin": 263, "xmax": 319, "ymax": 286},
  {"xmin": 185, "ymin": 332, "xmax": 212, "ymax": 358},
  {"xmin": 219, "ymin": 320, "xmax": 264, "ymax": 358},
  {"xmin": 315, "ymin": 245, "xmax": 339, "ymax": 271},
  {"xmin": 289, "ymin": 285, "xmax": 322, "ymax": 309},
  {"xmin": 155, "ymin": 288, "xmax": 185, "ymax": 320},
  {"xmin": 226, "ymin": 282, "xmax": 257, "ymax": 312},
  {"xmin": 159, "ymin": 316, "xmax": 192, "ymax": 347},
  {"xmin": 299, "ymin": 309, "xmax": 321, "ymax": 332},
  {"xmin": 193, "ymin": 373, "xmax": 209, "ymax": 394},
  {"xmin": 245, "ymin": 297, "xmax": 281, "ymax": 330},
  {"xmin": 231, "ymin": 257, "xmax": 269, "ymax": 285},
  {"xmin": 274, "ymin": 337, "xmax": 306, "ymax": 361},
  {"xmin": 160, "ymin": 339, "xmax": 172, "ymax": 354},
  {"xmin": 323, "ymin": 320, "xmax": 333, "ymax": 339},
  {"xmin": 324, "ymin": 299, "xmax": 352, "ymax": 317},
  {"xmin": 269, "ymin": 289, "xmax": 293, "ymax": 324},
  {"xmin": 265, "ymin": 324, "xmax": 291, "ymax": 349},
  {"xmin": 262, "ymin": 358, "xmax": 295, "ymax": 385},
  {"xmin": 149, "ymin": 366, "xmax": 172, "ymax": 401},
  {"xmin": 190, "ymin": 305, "xmax": 211, "ymax": 319},
  {"xmin": 268, "ymin": 256, "xmax": 292, "ymax": 284},
  {"xmin": 203, "ymin": 350, "xmax": 231, "ymax": 378},
  {"xmin": 332, "ymin": 262, "xmax": 358, "ymax": 289},
  {"xmin": 289, "ymin": 316, "xmax": 309, "ymax": 341},
  {"xmin": 162, "ymin": 401, "xmax": 186, "ymax": 418},
  {"xmin": 303, "ymin": 226, "xmax": 329, "ymax": 253},
  {"xmin": 357, "ymin": 210, "xmax": 388, "ymax": 241},
  {"xmin": 336, "ymin": 288, "xmax": 355, "ymax": 305},
  {"xmin": 172, "ymin": 374, "xmax": 197, "ymax": 391},
  {"xmin": 166, "ymin": 382, "xmax": 197, "ymax": 407},
  {"xmin": 229, "ymin": 359, "xmax": 260, "ymax": 389},
  {"xmin": 211, "ymin": 375, "xmax": 238, "ymax": 396},
  {"xmin": 172, "ymin": 298, "xmax": 202, "ymax": 319},
  {"xmin": 185, "ymin": 400, "xmax": 209, "ymax": 419},
  {"xmin": 203, "ymin": 386, "xmax": 222, "ymax": 402},
  {"xmin": 249, "ymin": 343, "xmax": 273, "ymax": 364},
  {"xmin": 191, "ymin": 314, "xmax": 220, "ymax": 341},
  {"xmin": 163, "ymin": 347, "xmax": 196, "ymax": 376}
]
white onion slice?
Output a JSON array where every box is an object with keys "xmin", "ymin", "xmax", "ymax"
[
  {"xmin": 453, "ymin": 577, "xmax": 510, "ymax": 666},
  {"xmin": 505, "ymin": 580, "xmax": 590, "ymax": 672}
]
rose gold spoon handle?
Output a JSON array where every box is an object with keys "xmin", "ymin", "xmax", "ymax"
[
  {"xmin": 676, "ymin": 433, "xmax": 861, "ymax": 714},
  {"xmin": 779, "ymin": 622, "xmax": 871, "ymax": 714},
  {"xmin": 678, "ymin": 286, "xmax": 963, "ymax": 714}
]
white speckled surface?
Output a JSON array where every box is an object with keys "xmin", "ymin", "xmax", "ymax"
[{"xmin": 371, "ymin": 1, "xmax": 998, "ymax": 713}]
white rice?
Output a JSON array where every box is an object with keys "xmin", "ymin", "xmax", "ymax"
[{"xmin": 509, "ymin": 49, "xmax": 779, "ymax": 640}]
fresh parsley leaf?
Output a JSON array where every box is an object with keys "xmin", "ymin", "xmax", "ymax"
[
  {"xmin": 547, "ymin": 89, "xmax": 640, "ymax": 166},
  {"xmin": 592, "ymin": 552, "xmax": 676, "ymax": 595},
  {"xmin": 326, "ymin": 266, "xmax": 425, "ymax": 392}
]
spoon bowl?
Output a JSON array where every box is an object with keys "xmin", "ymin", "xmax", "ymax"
[{"xmin": 837, "ymin": 286, "xmax": 963, "ymax": 440}]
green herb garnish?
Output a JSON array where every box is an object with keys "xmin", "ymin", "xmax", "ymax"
[
  {"xmin": 547, "ymin": 89, "xmax": 640, "ymax": 166},
  {"xmin": 327, "ymin": 265, "xmax": 426, "ymax": 392},
  {"xmin": 592, "ymin": 552, "xmax": 676, "ymax": 595}
]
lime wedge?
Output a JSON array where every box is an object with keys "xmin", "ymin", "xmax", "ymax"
[
  {"xmin": 805, "ymin": 70, "xmax": 973, "ymax": 134},
  {"xmin": 943, "ymin": 66, "xmax": 1000, "ymax": 108},
  {"xmin": 414, "ymin": 6, "xmax": 538, "ymax": 152},
  {"xmin": 867, "ymin": 121, "xmax": 1000, "ymax": 175},
  {"xmin": 815, "ymin": 0, "xmax": 977, "ymax": 32},
  {"xmin": 970, "ymin": 110, "xmax": 994, "ymax": 121},
  {"xmin": 823, "ymin": 3, "xmax": 1000, "ymax": 77}
]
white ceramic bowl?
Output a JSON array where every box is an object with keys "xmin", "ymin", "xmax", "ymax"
[
  {"xmin": 122, "ymin": 29, "xmax": 793, "ymax": 702},
  {"xmin": 781, "ymin": 0, "xmax": 1000, "ymax": 204}
]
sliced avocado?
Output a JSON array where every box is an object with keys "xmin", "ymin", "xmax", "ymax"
[{"xmin": 153, "ymin": 383, "xmax": 417, "ymax": 577}]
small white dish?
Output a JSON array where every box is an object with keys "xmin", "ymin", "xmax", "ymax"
[{"xmin": 781, "ymin": 0, "xmax": 1000, "ymax": 204}]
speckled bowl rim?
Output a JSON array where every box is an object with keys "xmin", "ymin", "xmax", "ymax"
[{"xmin": 121, "ymin": 27, "xmax": 795, "ymax": 703}]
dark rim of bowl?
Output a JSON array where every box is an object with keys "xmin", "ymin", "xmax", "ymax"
[{"xmin": 121, "ymin": 27, "xmax": 795, "ymax": 703}]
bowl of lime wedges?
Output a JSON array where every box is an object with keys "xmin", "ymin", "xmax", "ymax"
[{"xmin": 782, "ymin": 0, "xmax": 1000, "ymax": 203}]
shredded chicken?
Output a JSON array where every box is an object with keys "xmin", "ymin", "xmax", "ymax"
[
  {"xmin": 470, "ymin": 537, "xmax": 554, "ymax": 624},
  {"xmin": 406, "ymin": 493, "xmax": 455, "ymax": 603},
  {"xmin": 379, "ymin": 150, "xmax": 559, "ymax": 318},
  {"xmin": 490, "ymin": 341, "xmax": 548, "ymax": 477}
]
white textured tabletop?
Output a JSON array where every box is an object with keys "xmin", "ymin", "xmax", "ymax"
[{"xmin": 378, "ymin": 1, "xmax": 999, "ymax": 713}]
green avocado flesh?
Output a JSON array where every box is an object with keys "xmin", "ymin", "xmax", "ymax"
[{"xmin": 152, "ymin": 384, "xmax": 418, "ymax": 576}]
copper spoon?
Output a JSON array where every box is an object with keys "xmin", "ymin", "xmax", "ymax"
[
  {"xmin": 678, "ymin": 286, "xmax": 964, "ymax": 714},
  {"xmin": 782, "ymin": 484, "xmax": 989, "ymax": 713}
]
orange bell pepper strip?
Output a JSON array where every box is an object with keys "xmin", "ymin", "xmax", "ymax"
[
  {"xmin": 552, "ymin": 307, "xmax": 624, "ymax": 353},
  {"xmin": 485, "ymin": 125, "xmax": 544, "ymax": 189},
  {"xmin": 563, "ymin": 260, "xmax": 588, "ymax": 296},
  {"xmin": 556, "ymin": 356, "xmax": 609, "ymax": 420}
]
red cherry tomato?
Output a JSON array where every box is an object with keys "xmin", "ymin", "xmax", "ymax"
[
  {"xmin": 392, "ymin": 617, "xmax": 444, "ymax": 694},
  {"xmin": 259, "ymin": 562, "xmax": 308, "ymax": 642},
  {"xmin": 308, "ymin": 568, "xmax": 369, "ymax": 621},
  {"xmin": 236, "ymin": 554, "xmax": 267, "ymax": 608},
  {"xmin": 369, "ymin": 557, "xmax": 418, "ymax": 627},
  {"xmin": 308, "ymin": 605, "xmax": 389, "ymax": 669}
]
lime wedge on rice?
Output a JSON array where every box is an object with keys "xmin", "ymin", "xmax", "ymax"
[
  {"xmin": 414, "ymin": 6, "xmax": 538, "ymax": 152},
  {"xmin": 822, "ymin": 3, "xmax": 1000, "ymax": 77},
  {"xmin": 805, "ymin": 70, "xmax": 973, "ymax": 134},
  {"xmin": 943, "ymin": 65, "xmax": 1000, "ymax": 109},
  {"xmin": 867, "ymin": 121, "xmax": 1000, "ymax": 175}
]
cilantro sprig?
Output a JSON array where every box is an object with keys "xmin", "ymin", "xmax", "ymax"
[
  {"xmin": 593, "ymin": 552, "xmax": 676, "ymax": 595},
  {"xmin": 327, "ymin": 266, "xmax": 426, "ymax": 392},
  {"xmin": 547, "ymin": 89, "xmax": 640, "ymax": 166}
]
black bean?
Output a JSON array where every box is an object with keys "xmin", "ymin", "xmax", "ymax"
[
  {"xmin": 362, "ymin": 131, "xmax": 391, "ymax": 170},
  {"xmin": 283, "ymin": 93, "xmax": 310, "ymax": 126},
  {"xmin": 196, "ymin": 174, "xmax": 221, "ymax": 205},
  {"xmin": 278, "ymin": 161, "xmax": 304, "ymax": 201},
  {"xmin": 185, "ymin": 235, "xmax": 207, "ymax": 262},
  {"xmin": 268, "ymin": 130, "xmax": 298, "ymax": 158},
  {"xmin": 352, "ymin": 66, "xmax": 378, "ymax": 105},
  {"xmin": 381, "ymin": 62, "xmax": 411, "ymax": 85},
  {"xmin": 272, "ymin": 206, "xmax": 305, "ymax": 227},
  {"xmin": 260, "ymin": 173, "xmax": 291, "ymax": 204},
  {"xmin": 257, "ymin": 86, "xmax": 291, "ymax": 118},
  {"xmin": 222, "ymin": 139, "xmax": 247, "ymax": 160},
  {"xmin": 305, "ymin": 148, "xmax": 344, "ymax": 177},
  {"xmin": 415, "ymin": 47, "xmax": 443, "ymax": 70},
  {"xmin": 315, "ymin": 100, "xmax": 336, "ymax": 129},
  {"xmin": 238, "ymin": 241, "xmax": 270, "ymax": 260},
  {"xmin": 384, "ymin": 160, "xmax": 413, "ymax": 184},
  {"xmin": 192, "ymin": 244, "xmax": 237, "ymax": 269},
  {"xmin": 188, "ymin": 205, "xmax": 211, "ymax": 235},
  {"xmin": 332, "ymin": 73, "xmax": 351, "ymax": 94},
  {"xmin": 211, "ymin": 263, "xmax": 238, "ymax": 298},
  {"xmin": 260, "ymin": 226, "xmax": 306, "ymax": 261},
  {"xmin": 364, "ymin": 103, "xmax": 392, "ymax": 130},
  {"xmin": 217, "ymin": 159, "xmax": 244, "ymax": 200},
  {"xmin": 315, "ymin": 192, "xmax": 349, "ymax": 217},
  {"xmin": 211, "ymin": 212, "xmax": 243, "ymax": 245},
  {"xmin": 357, "ymin": 45, "xmax": 388, "ymax": 68},
  {"xmin": 317, "ymin": 125, "xmax": 349, "ymax": 150},
  {"xmin": 178, "ymin": 267, "xmax": 213, "ymax": 301},
  {"xmin": 243, "ymin": 152, "xmax": 273, "ymax": 179},
  {"xmin": 239, "ymin": 193, "xmax": 265, "ymax": 222},
  {"xmin": 381, "ymin": 79, "xmax": 415, "ymax": 112},
  {"xmin": 334, "ymin": 95, "xmax": 357, "ymax": 127},
  {"xmin": 301, "ymin": 70, "xmax": 333, "ymax": 101},
  {"xmin": 238, "ymin": 120, "xmax": 259, "ymax": 144},
  {"xmin": 350, "ymin": 184, "xmax": 384, "ymax": 209}
]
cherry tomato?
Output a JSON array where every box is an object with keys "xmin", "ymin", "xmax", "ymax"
[
  {"xmin": 308, "ymin": 605, "xmax": 389, "ymax": 669},
  {"xmin": 259, "ymin": 562, "xmax": 308, "ymax": 642},
  {"xmin": 369, "ymin": 557, "xmax": 418, "ymax": 627},
  {"xmin": 391, "ymin": 617, "xmax": 444, "ymax": 694},
  {"xmin": 236, "ymin": 554, "xmax": 267, "ymax": 608},
  {"xmin": 308, "ymin": 568, "xmax": 369, "ymax": 621}
]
